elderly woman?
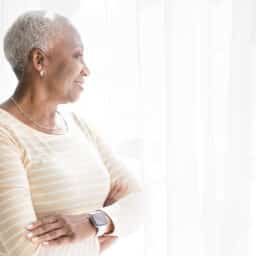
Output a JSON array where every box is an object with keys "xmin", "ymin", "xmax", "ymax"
[{"xmin": 0, "ymin": 10, "xmax": 144, "ymax": 256}]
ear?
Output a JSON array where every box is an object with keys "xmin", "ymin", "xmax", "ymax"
[{"xmin": 30, "ymin": 48, "xmax": 48, "ymax": 72}]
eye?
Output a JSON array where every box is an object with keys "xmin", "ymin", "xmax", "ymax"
[{"xmin": 73, "ymin": 53, "xmax": 83, "ymax": 59}]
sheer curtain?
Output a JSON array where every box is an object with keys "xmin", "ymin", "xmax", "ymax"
[{"xmin": 1, "ymin": 1, "xmax": 256, "ymax": 256}]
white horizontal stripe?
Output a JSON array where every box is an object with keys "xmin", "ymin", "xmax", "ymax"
[
  {"xmin": 30, "ymin": 178, "xmax": 107, "ymax": 190},
  {"xmin": 2, "ymin": 218, "xmax": 27, "ymax": 235},
  {"xmin": 29, "ymin": 179, "xmax": 72, "ymax": 189},
  {"xmin": 0, "ymin": 194, "xmax": 30, "ymax": 209},
  {"xmin": 32, "ymin": 187, "xmax": 106, "ymax": 199},
  {"xmin": 34, "ymin": 193, "xmax": 106, "ymax": 209},
  {"xmin": 5, "ymin": 229, "xmax": 24, "ymax": 245},
  {"xmin": 0, "ymin": 189, "xmax": 28, "ymax": 198},
  {"xmin": 29, "ymin": 172, "xmax": 71, "ymax": 182},
  {"xmin": 0, "ymin": 200, "xmax": 31, "ymax": 217},
  {"xmin": 0, "ymin": 165, "xmax": 25, "ymax": 176},
  {"xmin": 28, "ymin": 165, "xmax": 102, "ymax": 179},
  {"xmin": 31, "ymin": 185, "xmax": 77, "ymax": 198},
  {"xmin": 36, "ymin": 201, "xmax": 100, "ymax": 214},
  {"xmin": 0, "ymin": 176, "xmax": 27, "ymax": 185},
  {"xmin": 9, "ymin": 236, "xmax": 30, "ymax": 255},
  {"xmin": 33, "ymin": 195, "xmax": 81, "ymax": 206},
  {"xmin": 0, "ymin": 207, "xmax": 30, "ymax": 226}
]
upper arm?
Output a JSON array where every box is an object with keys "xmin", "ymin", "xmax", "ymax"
[
  {"xmin": 0, "ymin": 132, "xmax": 40, "ymax": 255},
  {"xmin": 87, "ymin": 124, "xmax": 142, "ymax": 196},
  {"xmin": 73, "ymin": 113, "xmax": 145, "ymax": 237},
  {"xmin": 73, "ymin": 112, "xmax": 142, "ymax": 195}
]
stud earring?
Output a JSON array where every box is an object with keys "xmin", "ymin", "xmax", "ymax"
[{"xmin": 40, "ymin": 70, "xmax": 45, "ymax": 78}]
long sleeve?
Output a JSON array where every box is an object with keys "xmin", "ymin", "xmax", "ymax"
[
  {"xmin": 81, "ymin": 119, "xmax": 146, "ymax": 237},
  {"xmin": 0, "ymin": 128, "xmax": 100, "ymax": 256},
  {"xmin": 0, "ymin": 110, "xmax": 136, "ymax": 256},
  {"xmin": 0, "ymin": 128, "xmax": 41, "ymax": 256}
]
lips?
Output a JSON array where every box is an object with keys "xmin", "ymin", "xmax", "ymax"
[{"xmin": 74, "ymin": 80, "xmax": 84, "ymax": 89}]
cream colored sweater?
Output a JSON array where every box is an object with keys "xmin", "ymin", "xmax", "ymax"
[{"xmin": 0, "ymin": 109, "xmax": 144, "ymax": 256}]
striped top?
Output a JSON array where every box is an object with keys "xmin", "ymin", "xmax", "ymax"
[{"xmin": 0, "ymin": 109, "xmax": 144, "ymax": 256}]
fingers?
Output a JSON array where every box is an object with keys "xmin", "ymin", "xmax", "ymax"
[
  {"xmin": 104, "ymin": 183, "xmax": 122, "ymax": 206},
  {"xmin": 42, "ymin": 235, "xmax": 74, "ymax": 247},
  {"xmin": 98, "ymin": 235, "xmax": 118, "ymax": 243},
  {"xmin": 25, "ymin": 215, "xmax": 71, "ymax": 245},
  {"xmin": 108, "ymin": 182, "xmax": 120, "ymax": 199},
  {"xmin": 26, "ymin": 215, "xmax": 60, "ymax": 231},
  {"xmin": 30, "ymin": 226, "xmax": 72, "ymax": 244},
  {"xmin": 26, "ymin": 221, "xmax": 64, "ymax": 239},
  {"xmin": 98, "ymin": 235, "xmax": 118, "ymax": 253},
  {"xmin": 113, "ymin": 181, "xmax": 129, "ymax": 198},
  {"xmin": 104, "ymin": 181, "xmax": 129, "ymax": 206}
]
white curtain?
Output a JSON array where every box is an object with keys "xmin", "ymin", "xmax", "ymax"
[{"xmin": 1, "ymin": 1, "xmax": 256, "ymax": 256}]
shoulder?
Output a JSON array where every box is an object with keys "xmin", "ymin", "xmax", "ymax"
[
  {"xmin": 0, "ymin": 124, "xmax": 24, "ymax": 157},
  {"xmin": 0, "ymin": 109, "xmax": 22, "ymax": 139},
  {"xmin": 0, "ymin": 121, "xmax": 19, "ymax": 143},
  {"xmin": 0, "ymin": 111, "xmax": 28, "ymax": 153}
]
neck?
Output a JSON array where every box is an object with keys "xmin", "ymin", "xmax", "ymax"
[{"xmin": 12, "ymin": 81, "xmax": 59, "ymax": 128}]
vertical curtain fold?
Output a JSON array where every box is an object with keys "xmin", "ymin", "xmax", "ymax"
[{"xmin": 1, "ymin": 1, "xmax": 256, "ymax": 256}]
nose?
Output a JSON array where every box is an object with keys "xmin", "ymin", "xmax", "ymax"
[{"xmin": 81, "ymin": 63, "xmax": 90, "ymax": 77}]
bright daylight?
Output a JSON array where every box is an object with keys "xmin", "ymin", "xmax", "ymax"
[{"xmin": 0, "ymin": 1, "xmax": 256, "ymax": 256}]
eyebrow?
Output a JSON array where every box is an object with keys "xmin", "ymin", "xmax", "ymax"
[
  {"xmin": 74, "ymin": 45, "xmax": 84, "ymax": 51},
  {"xmin": 72, "ymin": 48, "xmax": 83, "ymax": 55}
]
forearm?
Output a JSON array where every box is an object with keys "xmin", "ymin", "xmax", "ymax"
[
  {"xmin": 103, "ymin": 214, "xmax": 115, "ymax": 235},
  {"xmin": 81, "ymin": 119, "xmax": 146, "ymax": 237},
  {"xmin": 102, "ymin": 190, "xmax": 145, "ymax": 237}
]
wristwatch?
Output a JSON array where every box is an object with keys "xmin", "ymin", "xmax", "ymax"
[{"xmin": 88, "ymin": 210, "xmax": 109, "ymax": 237}]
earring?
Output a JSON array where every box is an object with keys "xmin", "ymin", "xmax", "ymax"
[{"xmin": 40, "ymin": 70, "xmax": 45, "ymax": 78}]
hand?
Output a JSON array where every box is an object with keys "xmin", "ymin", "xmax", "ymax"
[
  {"xmin": 25, "ymin": 213, "xmax": 96, "ymax": 247},
  {"xmin": 103, "ymin": 180, "xmax": 129, "ymax": 206},
  {"xmin": 98, "ymin": 181, "xmax": 128, "ymax": 252}
]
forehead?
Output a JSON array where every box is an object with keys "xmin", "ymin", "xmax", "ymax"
[{"xmin": 51, "ymin": 25, "xmax": 84, "ymax": 52}]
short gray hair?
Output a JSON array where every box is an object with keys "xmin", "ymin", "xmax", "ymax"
[{"xmin": 3, "ymin": 10, "xmax": 72, "ymax": 80}]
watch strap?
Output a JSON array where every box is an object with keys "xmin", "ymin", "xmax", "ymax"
[{"xmin": 89, "ymin": 210, "xmax": 108, "ymax": 237}]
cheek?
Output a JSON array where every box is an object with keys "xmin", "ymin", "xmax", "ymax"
[{"xmin": 51, "ymin": 60, "xmax": 79, "ymax": 83}]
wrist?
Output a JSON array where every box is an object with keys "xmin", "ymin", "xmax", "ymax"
[
  {"xmin": 104, "ymin": 214, "xmax": 114, "ymax": 235},
  {"xmin": 86, "ymin": 215, "xmax": 97, "ymax": 236},
  {"xmin": 78, "ymin": 213, "xmax": 97, "ymax": 237},
  {"xmin": 88, "ymin": 210, "xmax": 113, "ymax": 237}
]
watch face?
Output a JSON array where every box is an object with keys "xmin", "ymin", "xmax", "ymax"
[{"xmin": 93, "ymin": 212, "xmax": 108, "ymax": 226}]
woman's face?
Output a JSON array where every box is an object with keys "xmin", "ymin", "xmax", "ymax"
[{"xmin": 44, "ymin": 26, "xmax": 90, "ymax": 103}]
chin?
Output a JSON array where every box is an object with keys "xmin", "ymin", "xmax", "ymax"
[
  {"xmin": 63, "ymin": 87, "xmax": 83, "ymax": 103},
  {"xmin": 68, "ymin": 93, "xmax": 82, "ymax": 103}
]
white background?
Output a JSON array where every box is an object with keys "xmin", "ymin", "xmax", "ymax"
[{"xmin": 1, "ymin": 1, "xmax": 256, "ymax": 256}]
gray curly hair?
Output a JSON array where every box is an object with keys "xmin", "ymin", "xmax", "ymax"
[{"xmin": 3, "ymin": 10, "xmax": 72, "ymax": 80}]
